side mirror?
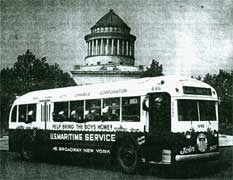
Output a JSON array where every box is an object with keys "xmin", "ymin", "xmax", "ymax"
[{"xmin": 143, "ymin": 96, "xmax": 149, "ymax": 111}]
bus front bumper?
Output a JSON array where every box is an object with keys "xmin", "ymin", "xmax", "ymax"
[{"xmin": 175, "ymin": 152, "xmax": 220, "ymax": 162}]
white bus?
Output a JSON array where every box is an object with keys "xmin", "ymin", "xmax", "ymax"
[{"xmin": 8, "ymin": 76, "xmax": 219, "ymax": 173}]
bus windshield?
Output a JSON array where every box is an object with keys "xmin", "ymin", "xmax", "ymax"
[{"xmin": 178, "ymin": 100, "xmax": 217, "ymax": 121}]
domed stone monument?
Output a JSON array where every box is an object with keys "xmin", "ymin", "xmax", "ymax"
[{"xmin": 71, "ymin": 9, "xmax": 143, "ymax": 85}]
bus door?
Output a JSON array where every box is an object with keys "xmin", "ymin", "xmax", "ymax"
[
  {"xmin": 39, "ymin": 100, "xmax": 51, "ymax": 130},
  {"xmin": 143, "ymin": 92, "xmax": 171, "ymax": 161},
  {"xmin": 148, "ymin": 92, "xmax": 171, "ymax": 133}
]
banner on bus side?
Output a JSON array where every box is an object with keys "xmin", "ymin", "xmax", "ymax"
[
  {"xmin": 50, "ymin": 132, "xmax": 116, "ymax": 142},
  {"xmin": 52, "ymin": 124, "xmax": 113, "ymax": 131},
  {"xmin": 51, "ymin": 146, "xmax": 111, "ymax": 154}
]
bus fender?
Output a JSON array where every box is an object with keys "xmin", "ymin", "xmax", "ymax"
[
  {"xmin": 20, "ymin": 132, "xmax": 36, "ymax": 161},
  {"xmin": 111, "ymin": 133, "xmax": 143, "ymax": 173},
  {"xmin": 15, "ymin": 130, "xmax": 34, "ymax": 153},
  {"xmin": 111, "ymin": 133, "xmax": 142, "ymax": 159}
]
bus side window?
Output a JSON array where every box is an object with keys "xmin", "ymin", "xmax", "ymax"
[
  {"xmin": 85, "ymin": 99, "xmax": 101, "ymax": 122},
  {"xmin": 18, "ymin": 105, "xmax": 27, "ymax": 122},
  {"xmin": 53, "ymin": 102, "xmax": 68, "ymax": 122},
  {"xmin": 70, "ymin": 100, "xmax": 84, "ymax": 122},
  {"xmin": 122, "ymin": 96, "xmax": 140, "ymax": 122},
  {"xmin": 27, "ymin": 104, "xmax": 36, "ymax": 122},
  {"xmin": 11, "ymin": 106, "xmax": 17, "ymax": 122},
  {"xmin": 102, "ymin": 98, "xmax": 120, "ymax": 121}
]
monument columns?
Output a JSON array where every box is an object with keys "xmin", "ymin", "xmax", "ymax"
[
  {"xmin": 100, "ymin": 38, "xmax": 104, "ymax": 55},
  {"xmin": 106, "ymin": 38, "xmax": 109, "ymax": 55},
  {"xmin": 111, "ymin": 39, "xmax": 114, "ymax": 55},
  {"xmin": 117, "ymin": 39, "xmax": 120, "ymax": 55}
]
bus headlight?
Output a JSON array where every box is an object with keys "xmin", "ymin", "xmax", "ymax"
[
  {"xmin": 210, "ymin": 129, "xmax": 218, "ymax": 137},
  {"xmin": 186, "ymin": 134, "xmax": 191, "ymax": 139},
  {"xmin": 213, "ymin": 130, "xmax": 218, "ymax": 137},
  {"xmin": 185, "ymin": 131, "xmax": 191, "ymax": 139}
]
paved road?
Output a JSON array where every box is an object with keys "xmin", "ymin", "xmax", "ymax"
[{"xmin": 0, "ymin": 147, "xmax": 232, "ymax": 180}]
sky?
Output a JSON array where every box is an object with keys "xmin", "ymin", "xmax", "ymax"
[{"xmin": 1, "ymin": 0, "xmax": 232, "ymax": 77}]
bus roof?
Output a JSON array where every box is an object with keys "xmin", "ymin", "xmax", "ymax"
[{"xmin": 13, "ymin": 76, "xmax": 217, "ymax": 105}]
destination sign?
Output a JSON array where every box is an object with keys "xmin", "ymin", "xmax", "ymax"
[{"xmin": 183, "ymin": 86, "xmax": 212, "ymax": 95}]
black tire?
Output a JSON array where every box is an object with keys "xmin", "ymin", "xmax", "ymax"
[
  {"xmin": 20, "ymin": 136, "xmax": 34, "ymax": 161},
  {"xmin": 116, "ymin": 140, "xmax": 140, "ymax": 174}
]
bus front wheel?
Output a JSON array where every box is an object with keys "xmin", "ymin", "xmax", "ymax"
[
  {"xmin": 116, "ymin": 140, "xmax": 140, "ymax": 174},
  {"xmin": 20, "ymin": 136, "xmax": 34, "ymax": 161}
]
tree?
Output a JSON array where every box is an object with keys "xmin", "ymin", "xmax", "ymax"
[
  {"xmin": 0, "ymin": 50, "xmax": 76, "ymax": 131},
  {"xmin": 141, "ymin": 59, "xmax": 164, "ymax": 78},
  {"xmin": 203, "ymin": 70, "xmax": 233, "ymax": 124}
]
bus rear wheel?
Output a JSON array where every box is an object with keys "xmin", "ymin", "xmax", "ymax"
[
  {"xmin": 116, "ymin": 141, "xmax": 140, "ymax": 174},
  {"xmin": 20, "ymin": 136, "xmax": 34, "ymax": 161}
]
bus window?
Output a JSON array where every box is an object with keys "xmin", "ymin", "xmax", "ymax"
[
  {"xmin": 11, "ymin": 106, "xmax": 17, "ymax": 122},
  {"xmin": 85, "ymin": 99, "xmax": 101, "ymax": 121},
  {"xmin": 102, "ymin": 98, "xmax": 120, "ymax": 121},
  {"xmin": 178, "ymin": 100, "xmax": 198, "ymax": 121},
  {"xmin": 27, "ymin": 104, "xmax": 36, "ymax": 122},
  {"xmin": 18, "ymin": 105, "xmax": 27, "ymax": 122},
  {"xmin": 122, "ymin": 96, "xmax": 140, "ymax": 122},
  {"xmin": 199, "ymin": 101, "xmax": 216, "ymax": 121},
  {"xmin": 70, "ymin": 100, "xmax": 84, "ymax": 122},
  {"xmin": 53, "ymin": 102, "xmax": 68, "ymax": 122}
]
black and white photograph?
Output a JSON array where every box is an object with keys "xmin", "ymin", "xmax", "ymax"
[{"xmin": 0, "ymin": 0, "xmax": 232, "ymax": 179}]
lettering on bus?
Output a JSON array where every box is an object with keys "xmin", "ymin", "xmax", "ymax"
[
  {"xmin": 50, "ymin": 133, "xmax": 116, "ymax": 142},
  {"xmin": 180, "ymin": 146, "xmax": 195, "ymax": 155},
  {"xmin": 114, "ymin": 126, "xmax": 127, "ymax": 132},
  {"xmin": 209, "ymin": 145, "xmax": 217, "ymax": 151},
  {"xmin": 52, "ymin": 124, "xmax": 113, "ymax": 131},
  {"xmin": 74, "ymin": 92, "xmax": 90, "ymax": 97},
  {"xmin": 137, "ymin": 135, "xmax": 145, "ymax": 145},
  {"xmin": 100, "ymin": 89, "xmax": 127, "ymax": 95},
  {"xmin": 50, "ymin": 133, "xmax": 83, "ymax": 141},
  {"xmin": 151, "ymin": 86, "xmax": 161, "ymax": 91},
  {"xmin": 197, "ymin": 124, "xmax": 205, "ymax": 128},
  {"xmin": 52, "ymin": 146, "xmax": 111, "ymax": 154}
]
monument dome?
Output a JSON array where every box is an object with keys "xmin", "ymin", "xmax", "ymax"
[{"xmin": 71, "ymin": 10, "xmax": 143, "ymax": 85}]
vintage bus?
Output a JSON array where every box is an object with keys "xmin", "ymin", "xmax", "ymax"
[{"xmin": 8, "ymin": 76, "xmax": 219, "ymax": 173}]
